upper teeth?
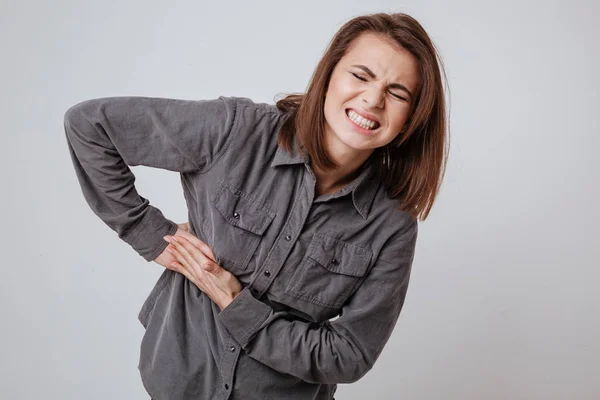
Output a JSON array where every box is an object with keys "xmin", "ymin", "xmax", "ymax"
[{"xmin": 347, "ymin": 110, "xmax": 378, "ymax": 129}]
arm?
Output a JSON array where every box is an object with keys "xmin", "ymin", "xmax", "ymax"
[
  {"xmin": 63, "ymin": 96, "xmax": 237, "ymax": 261},
  {"xmin": 218, "ymin": 219, "xmax": 418, "ymax": 384}
]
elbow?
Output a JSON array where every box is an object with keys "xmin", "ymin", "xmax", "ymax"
[
  {"xmin": 63, "ymin": 99, "xmax": 99, "ymax": 144},
  {"xmin": 338, "ymin": 360, "xmax": 374, "ymax": 384},
  {"xmin": 63, "ymin": 101, "xmax": 89, "ymax": 133},
  {"xmin": 325, "ymin": 351, "xmax": 375, "ymax": 384},
  {"xmin": 315, "ymin": 329, "xmax": 377, "ymax": 384},
  {"xmin": 63, "ymin": 102, "xmax": 83, "ymax": 140}
]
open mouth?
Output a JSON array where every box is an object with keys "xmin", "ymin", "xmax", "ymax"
[{"xmin": 345, "ymin": 109, "xmax": 381, "ymax": 131}]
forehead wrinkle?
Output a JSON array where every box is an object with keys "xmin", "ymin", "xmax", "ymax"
[
  {"xmin": 350, "ymin": 50, "xmax": 415, "ymax": 86},
  {"xmin": 350, "ymin": 62, "xmax": 415, "ymax": 97}
]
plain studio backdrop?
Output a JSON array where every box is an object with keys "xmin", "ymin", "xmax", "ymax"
[{"xmin": 1, "ymin": 0, "xmax": 598, "ymax": 399}]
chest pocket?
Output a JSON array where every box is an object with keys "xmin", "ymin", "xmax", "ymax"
[
  {"xmin": 209, "ymin": 181, "xmax": 275, "ymax": 272},
  {"xmin": 285, "ymin": 233, "xmax": 373, "ymax": 309}
]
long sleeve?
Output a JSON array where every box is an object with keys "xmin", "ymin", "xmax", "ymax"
[
  {"xmin": 218, "ymin": 219, "xmax": 418, "ymax": 384},
  {"xmin": 63, "ymin": 96, "xmax": 238, "ymax": 261}
]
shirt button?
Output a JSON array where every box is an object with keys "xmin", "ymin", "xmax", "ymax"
[
  {"xmin": 263, "ymin": 270, "xmax": 271, "ymax": 277},
  {"xmin": 285, "ymin": 235, "xmax": 291, "ymax": 241},
  {"xmin": 233, "ymin": 212, "xmax": 240, "ymax": 219},
  {"xmin": 331, "ymin": 258, "xmax": 339, "ymax": 265},
  {"xmin": 229, "ymin": 346, "xmax": 236, "ymax": 352}
]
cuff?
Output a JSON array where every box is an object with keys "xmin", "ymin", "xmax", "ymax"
[
  {"xmin": 218, "ymin": 287, "xmax": 272, "ymax": 347},
  {"xmin": 120, "ymin": 204, "xmax": 179, "ymax": 262}
]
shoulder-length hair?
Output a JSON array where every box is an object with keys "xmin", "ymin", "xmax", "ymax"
[{"xmin": 275, "ymin": 12, "xmax": 450, "ymax": 221}]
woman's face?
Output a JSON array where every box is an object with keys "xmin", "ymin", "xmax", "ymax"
[{"xmin": 323, "ymin": 32, "xmax": 420, "ymax": 160}]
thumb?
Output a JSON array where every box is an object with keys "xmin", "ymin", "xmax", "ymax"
[{"xmin": 202, "ymin": 261, "xmax": 223, "ymax": 275}]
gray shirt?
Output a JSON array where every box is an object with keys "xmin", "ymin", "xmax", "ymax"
[{"xmin": 63, "ymin": 95, "xmax": 418, "ymax": 400}]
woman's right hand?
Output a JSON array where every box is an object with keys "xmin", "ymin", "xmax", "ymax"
[{"xmin": 153, "ymin": 222, "xmax": 216, "ymax": 270}]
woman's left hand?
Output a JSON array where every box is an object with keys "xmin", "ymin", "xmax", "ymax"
[{"xmin": 163, "ymin": 234, "xmax": 242, "ymax": 310}]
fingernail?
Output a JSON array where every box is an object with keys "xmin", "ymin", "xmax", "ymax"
[{"xmin": 163, "ymin": 236, "xmax": 171, "ymax": 242}]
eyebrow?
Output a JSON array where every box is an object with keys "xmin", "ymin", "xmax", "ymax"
[{"xmin": 351, "ymin": 64, "xmax": 413, "ymax": 99}]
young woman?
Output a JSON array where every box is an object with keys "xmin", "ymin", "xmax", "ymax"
[{"xmin": 64, "ymin": 12, "xmax": 448, "ymax": 400}]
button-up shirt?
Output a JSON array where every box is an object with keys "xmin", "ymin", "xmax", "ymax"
[{"xmin": 63, "ymin": 95, "xmax": 418, "ymax": 400}]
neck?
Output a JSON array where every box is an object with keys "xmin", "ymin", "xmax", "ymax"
[{"xmin": 311, "ymin": 132, "xmax": 373, "ymax": 196}]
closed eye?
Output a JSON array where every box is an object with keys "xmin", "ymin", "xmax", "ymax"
[
  {"xmin": 391, "ymin": 93, "xmax": 407, "ymax": 101},
  {"xmin": 351, "ymin": 72, "xmax": 367, "ymax": 82},
  {"xmin": 351, "ymin": 72, "xmax": 407, "ymax": 102}
]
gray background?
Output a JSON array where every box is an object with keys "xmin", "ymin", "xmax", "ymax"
[{"xmin": 1, "ymin": 0, "xmax": 598, "ymax": 399}]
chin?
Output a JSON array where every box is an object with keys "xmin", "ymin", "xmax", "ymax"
[
  {"xmin": 335, "ymin": 129, "xmax": 374, "ymax": 151},
  {"xmin": 326, "ymin": 115, "xmax": 375, "ymax": 151},
  {"xmin": 341, "ymin": 137, "xmax": 369, "ymax": 150}
]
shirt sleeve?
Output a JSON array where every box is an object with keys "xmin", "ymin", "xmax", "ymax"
[
  {"xmin": 63, "ymin": 96, "xmax": 238, "ymax": 261},
  {"xmin": 218, "ymin": 218, "xmax": 418, "ymax": 384}
]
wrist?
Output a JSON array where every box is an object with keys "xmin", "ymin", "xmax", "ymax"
[{"xmin": 219, "ymin": 290, "xmax": 241, "ymax": 311}]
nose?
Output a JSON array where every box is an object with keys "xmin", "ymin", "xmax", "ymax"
[{"xmin": 361, "ymin": 85, "xmax": 384, "ymax": 108}]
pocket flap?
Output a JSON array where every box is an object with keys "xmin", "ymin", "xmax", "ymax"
[
  {"xmin": 213, "ymin": 183, "xmax": 276, "ymax": 236},
  {"xmin": 308, "ymin": 234, "xmax": 372, "ymax": 277}
]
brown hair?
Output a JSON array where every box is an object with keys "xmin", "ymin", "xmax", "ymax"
[{"xmin": 275, "ymin": 12, "xmax": 450, "ymax": 221}]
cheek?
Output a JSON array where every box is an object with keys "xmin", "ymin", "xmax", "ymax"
[
  {"xmin": 387, "ymin": 107, "xmax": 410, "ymax": 131},
  {"xmin": 328, "ymin": 75, "xmax": 357, "ymax": 101},
  {"xmin": 325, "ymin": 84, "xmax": 348, "ymax": 114},
  {"xmin": 323, "ymin": 95, "xmax": 334, "ymax": 119},
  {"xmin": 323, "ymin": 96, "xmax": 341, "ymax": 130}
]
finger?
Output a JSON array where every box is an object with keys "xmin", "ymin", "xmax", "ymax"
[
  {"xmin": 172, "ymin": 235, "xmax": 213, "ymax": 267},
  {"xmin": 169, "ymin": 239, "xmax": 204, "ymax": 271},
  {"xmin": 166, "ymin": 245, "xmax": 194, "ymax": 272},
  {"xmin": 201, "ymin": 260, "xmax": 224, "ymax": 275},
  {"xmin": 175, "ymin": 231, "xmax": 216, "ymax": 263},
  {"xmin": 172, "ymin": 236, "xmax": 222, "ymax": 279},
  {"xmin": 201, "ymin": 266, "xmax": 240, "ymax": 300},
  {"xmin": 170, "ymin": 261, "xmax": 197, "ymax": 286},
  {"xmin": 168, "ymin": 248, "xmax": 210, "ymax": 289}
]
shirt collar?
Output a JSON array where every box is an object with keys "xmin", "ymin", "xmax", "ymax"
[
  {"xmin": 351, "ymin": 162, "xmax": 380, "ymax": 220},
  {"xmin": 271, "ymin": 136, "xmax": 380, "ymax": 219},
  {"xmin": 270, "ymin": 135, "xmax": 308, "ymax": 167}
]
